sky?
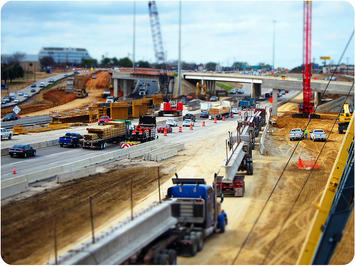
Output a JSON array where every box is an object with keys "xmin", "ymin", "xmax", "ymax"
[{"xmin": 1, "ymin": 0, "xmax": 354, "ymax": 69}]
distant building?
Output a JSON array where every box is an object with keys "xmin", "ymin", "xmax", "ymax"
[{"xmin": 38, "ymin": 47, "xmax": 91, "ymax": 64}]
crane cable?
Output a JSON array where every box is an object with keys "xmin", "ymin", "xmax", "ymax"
[{"xmin": 231, "ymin": 30, "xmax": 354, "ymax": 265}]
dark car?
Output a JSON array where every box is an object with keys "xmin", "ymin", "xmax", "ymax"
[
  {"xmin": 31, "ymin": 88, "xmax": 36, "ymax": 93},
  {"xmin": 9, "ymin": 144, "xmax": 36, "ymax": 158},
  {"xmin": 2, "ymin": 113, "xmax": 18, "ymax": 121},
  {"xmin": 183, "ymin": 113, "xmax": 196, "ymax": 122},
  {"xmin": 31, "ymin": 83, "xmax": 37, "ymax": 87},
  {"xmin": 200, "ymin": 111, "xmax": 209, "ymax": 118}
]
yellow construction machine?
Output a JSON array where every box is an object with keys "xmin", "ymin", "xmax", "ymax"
[
  {"xmin": 196, "ymin": 82, "xmax": 207, "ymax": 98},
  {"xmin": 338, "ymin": 103, "xmax": 353, "ymax": 134}
]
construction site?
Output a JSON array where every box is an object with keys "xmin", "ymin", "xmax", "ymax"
[{"xmin": 1, "ymin": 1, "xmax": 354, "ymax": 265}]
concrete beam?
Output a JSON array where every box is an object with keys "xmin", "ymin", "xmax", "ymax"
[
  {"xmin": 314, "ymin": 91, "xmax": 321, "ymax": 107},
  {"xmin": 56, "ymin": 201, "xmax": 178, "ymax": 265},
  {"xmin": 272, "ymin": 89, "xmax": 278, "ymax": 116},
  {"xmin": 222, "ymin": 141, "xmax": 246, "ymax": 181},
  {"xmin": 113, "ymin": 79, "xmax": 118, "ymax": 98}
]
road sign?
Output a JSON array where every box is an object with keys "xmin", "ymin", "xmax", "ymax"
[
  {"xmin": 13, "ymin": 105, "xmax": 21, "ymax": 114},
  {"xmin": 320, "ymin": 56, "xmax": 331, "ymax": 60}
]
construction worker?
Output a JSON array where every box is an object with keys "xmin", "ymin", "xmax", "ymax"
[{"xmin": 304, "ymin": 128, "xmax": 309, "ymax": 139}]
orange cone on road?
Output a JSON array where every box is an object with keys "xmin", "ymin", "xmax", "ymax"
[
  {"xmin": 297, "ymin": 157, "xmax": 304, "ymax": 169},
  {"xmin": 13, "ymin": 165, "xmax": 16, "ymax": 175},
  {"xmin": 179, "ymin": 126, "xmax": 182, "ymax": 132},
  {"xmin": 222, "ymin": 116, "xmax": 225, "ymax": 121},
  {"xmin": 231, "ymin": 113, "xmax": 234, "ymax": 118},
  {"xmin": 164, "ymin": 129, "xmax": 167, "ymax": 136},
  {"xmin": 190, "ymin": 123, "xmax": 193, "ymax": 130},
  {"xmin": 202, "ymin": 121, "xmax": 205, "ymax": 126},
  {"xmin": 214, "ymin": 117, "xmax": 217, "ymax": 123}
]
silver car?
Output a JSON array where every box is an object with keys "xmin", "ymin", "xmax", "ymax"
[
  {"xmin": 289, "ymin": 128, "xmax": 304, "ymax": 141},
  {"xmin": 310, "ymin": 129, "xmax": 327, "ymax": 142}
]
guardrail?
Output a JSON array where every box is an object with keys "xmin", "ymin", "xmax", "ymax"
[{"xmin": 1, "ymin": 139, "xmax": 184, "ymax": 199}]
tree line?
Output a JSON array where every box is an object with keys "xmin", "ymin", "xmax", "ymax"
[{"xmin": 1, "ymin": 53, "xmax": 25, "ymax": 84}]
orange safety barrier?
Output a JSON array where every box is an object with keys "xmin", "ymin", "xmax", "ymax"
[
  {"xmin": 214, "ymin": 117, "xmax": 217, "ymax": 123},
  {"xmin": 297, "ymin": 157, "xmax": 320, "ymax": 170},
  {"xmin": 164, "ymin": 129, "xmax": 167, "ymax": 136},
  {"xmin": 179, "ymin": 126, "xmax": 182, "ymax": 132}
]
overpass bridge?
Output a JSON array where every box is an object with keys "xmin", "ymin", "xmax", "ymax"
[{"xmin": 183, "ymin": 72, "xmax": 353, "ymax": 115}]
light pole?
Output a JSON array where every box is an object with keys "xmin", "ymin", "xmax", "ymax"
[
  {"xmin": 133, "ymin": 0, "xmax": 136, "ymax": 71},
  {"xmin": 177, "ymin": 0, "xmax": 182, "ymax": 96},
  {"xmin": 272, "ymin": 20, "xmax": 276, "ymax": 70}
]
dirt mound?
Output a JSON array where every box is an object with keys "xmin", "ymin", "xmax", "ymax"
[
  {"xmin": 85, "ymin": 72, "xmax": 110, "ymax": 91},
  {"xmin": 43, "ymin": 90, "xmax": 76, "ymax": 105}
]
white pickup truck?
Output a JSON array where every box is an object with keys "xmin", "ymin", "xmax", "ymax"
[
  {"xmin": 1, "ymin": 128, "xmax": 12, "ymax": 140},
  {"xmin": 289, "ymin": 128, "xmax": 304, "ymax": 141},
  {"xmin": 310, "ymin": 129, "xmax": 327, "ymax": 142}
]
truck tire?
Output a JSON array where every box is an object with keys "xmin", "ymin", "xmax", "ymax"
[
  {"xmin": 194, "ymin": 232, "xmax": 204, "ymax": 251},
  {"xmin": 189, "ymin": 234, "xmax": 198, "ymax": 256},
  {"xmin": 103, "ymin": 142, "xmax": 107, "ymax": 149},
  {"xmin": 8, "ymin": 135, "xmax": 11, "ymax": 140},
  {"xmin": 60, "ymin": 143, "xmax": 64, "ymax": 147},
  {"xmin": 167, "ymin": 249, "xmax": 177, "ymax": 264}
]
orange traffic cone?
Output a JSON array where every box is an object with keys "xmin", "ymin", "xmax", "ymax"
[
  {"xmin": 164, "ymin": 129, "xmax": 167, "ymax": 136},
  {"xmin": 179, "ymin": 126, "xmax": 182, "ymax": 132},
  {"xmin": 239, "ymin": 111, "xmax": 241, "ymax": 115},
  {"xmin": 190, "ymin": 123, "xmax": 193, "ymax": 130},
  {"xmin": 202, "ymin": 121, "xmax": 205, "ymax": 126},
  {"xmin": 231, "ymin": 113, "xmax": 234, "ymax": 118},
  {"xmin": 222, "ymin": 116, "xmax": 225, "ymax": 121},
  {"xmin": 13, "ymin": 165, "xmax": 16, "ymax": 175},
  {"xmin": 214, "ymin": 117, "xmax": 217, "ymax": 123},
  {"xmin": 297, "ymin": 157, "xmax": 304, "ymax": 169}
]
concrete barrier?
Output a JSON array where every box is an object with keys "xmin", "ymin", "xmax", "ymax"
[
  {"xmin": 260, "ymin": 107, "xmax": 270, "ymax": 155},
  {"xmin": 56, "ymin": 200, "xmax": 177, "ymax": 265},
  {"xmin": 1, "ymin": 176, "xmax": 28, "ymax": 199}
]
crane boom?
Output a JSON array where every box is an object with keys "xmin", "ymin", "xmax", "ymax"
[{"xmin": 148, "ymin": 1, "xmax": 165, "ymax": 64}]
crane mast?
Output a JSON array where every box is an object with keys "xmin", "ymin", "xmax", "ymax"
[
  {"xmin": 148, "ymin": 1, "xmax": 165, "ymax": 64},
  {"xmin": 302, "ymin": 0, "xmax": 314, "ymax": 114}
]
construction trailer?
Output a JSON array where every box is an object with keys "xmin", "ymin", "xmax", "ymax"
[{"xmin": 158, "ymin": 101, "xmax": 183, "ymax": 116}]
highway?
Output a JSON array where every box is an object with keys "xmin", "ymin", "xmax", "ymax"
[{"xmin": 2, "ymin": 72, "xmax": 74, "ymax": 108}]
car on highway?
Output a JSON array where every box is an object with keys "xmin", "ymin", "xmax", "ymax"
[
  {"xmin": 310, "ymin": 129, "xmax": 327, "ymax": 142},
  {"xmin": 289, "ymin": 128, "xmax": 304, "ymax": 141},
  {"xmin": 18, "ymin": 91, "xmax": 24, "ymax": 96},
  {"xmin": 200, "ymin": 111, "xmax": 209, "ymax": 118},
  {"xmin": 48, "ymin": 78, "xmax": 55, "ymax": 83},
  {"xmin": 230, "ymin": 89, "xmax": 237, "ymax": 94},
  {"xmin": 24, "ymin": 93, "xmax": 29, "ymax": 98},
  {"xmin": 182, "ymin": 119, "xmax": 194, "ymax": 127},
  {"xmin": 14, "ymin": 98, "xmax": 19, "ymax": 103},
  {"xmin": 39, "ymin": 82, "xmax": 45, "ymax": 87},
  {"xmin": 2, "ymin": 98, "xmax": 10, "ymax": 104},
  {"xmin": 106, "ymin": 96, "xmax": 114, "ymax": 103},
  {"xmin": 1, "ymin": 128, "xmax": 12, "ymax": 140},
  {"xmin": 166, "ymin": 118, "xmax": 178, "ymax": 127},
  {"xmin": 64, "ymin": 73, "xmax": 69, "ymax": 77},
  {"xmin": 237, "ymin": 88, "xmax": 244, "ymax": 94},
  {"xmin": 157, "ymin": 125, "xmax": 172, "ymax": 133},
  {"xmin": 9, "ymin": 144, "xmax": 36, "ymax": 158},
  {"xmin": 231, "ymin": 108, "xmax": 240, "ymax": 114},
  {"xmin": 210, "ymin": 96, "xmax": 219, "ymax": 101},
  {"xmin": 183, "ymin": 113, "xmax": 196, "ymax": 122},
  {"xmin": 31, "ymin": 88, "xmax": 36, "ymax": 93},
  {"xmin": 2, "ymin": 113, "xmax": 19, "ymax": 121},
  {"xmin": 74, "ymin": 70, "xmax": 80, "ymax": 74},
  {"xmin": 31, "ymin": 83, "xmax": 37, "ymax": 87},
  {"xmin": 98, "ymin": 116, "xmax": 113, "ymax": 125}
]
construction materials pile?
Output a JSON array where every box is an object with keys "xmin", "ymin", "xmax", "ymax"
[
  {"xmin": 84, "ymin": 122, "xmax": 125, "ymax": 141},
  {"xmin": 209, "ymin": 106, "xmax": 230, "ymax": 115}
]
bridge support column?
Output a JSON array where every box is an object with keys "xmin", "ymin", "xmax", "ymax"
[
  {"xmin": 123, "ymin": 80, "xmax": 128, "ymax": 97},
  {"xmin": 113, "ymin": 78, "xmax": 118, "ymax": 98},
  {"xmin": 314, "ymin": 92, "xmax": 321, "ymax": 106},
  {"xmin": 251, "ymin": 83, "xmax": 261, "ymax": 99},
  {"xmin": 272, "ymin": 88, "xmax": 278, "ymax": 116}
]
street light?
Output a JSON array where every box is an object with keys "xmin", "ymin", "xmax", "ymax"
[{"xmin": 272, "ymin": 20, "xmax": 276, "ymax": 70}]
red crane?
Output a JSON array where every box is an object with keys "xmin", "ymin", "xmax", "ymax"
[{"xmin": 294, "ymin": 0, "xmax": 319, "ymax": 118}]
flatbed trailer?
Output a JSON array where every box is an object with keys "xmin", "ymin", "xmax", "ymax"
[{"xmin": 82, "ymin": 134, "xmax": 126, "ymax": 149}]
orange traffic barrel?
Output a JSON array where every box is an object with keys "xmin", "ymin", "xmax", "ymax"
[
  {"xmin": 202, "ymin": 121, "xmax": 205, "ymax": 126},
  {"xmin": 164, "ymin": 129, "xmax": 167, "ymax": 136},
  {"xmin": 179, "ymin": 126, "xmax": 182, "ymax": 132}
]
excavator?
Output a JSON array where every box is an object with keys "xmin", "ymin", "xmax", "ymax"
[
  {"xmin": 196, "ymin": 82, "xmax": 207, "ymax": 98},
  {"xmin": 338, "ymin": 103, "xmax": 353, "ymax": 134}
]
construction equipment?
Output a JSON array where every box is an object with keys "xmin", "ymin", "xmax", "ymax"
[
  {"xmin": 196, "ymin": 82, "xmax": 207, "ymax": 98},
  {"xmin": 297, "ymin": 116, "xmax": 354, "ymax": 264},
  {"xmin": 338, "ymin": 103, "xmax": 353, "ymax": 133},
  {"xmin": 158, "ymin": 101, "xmax": 183, "ymax": 116},
  {"xmin": 293, "ymin": 0, "xmax": 320, "ymax": 118},
  {"xmin": 57, "ymin": 176, "xmax": 227, "ymax": 265},
  {"xmin": 129, "ymin": 115, "xmax": 157, "ymax": 143}
]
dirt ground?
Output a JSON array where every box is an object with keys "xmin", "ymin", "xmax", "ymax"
[
  {"xmin": 22, "ymin": 71, "xmax": 109, "ymax": 117},
  {"xmin": 1, "ymin": 99, "xmax": 352, "ymax": 265}
]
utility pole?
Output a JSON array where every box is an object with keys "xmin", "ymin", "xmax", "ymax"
[
  {"xmin": 177, "ymin": 0, "xmax": 182, "ymax": 96},
  {"xmin": 133, "ymin": 0, "xmax": 136, "ymax": 71},
  {"xmin": 272, "ymin": 20, "xmax": 276, "ymax": 70}
]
